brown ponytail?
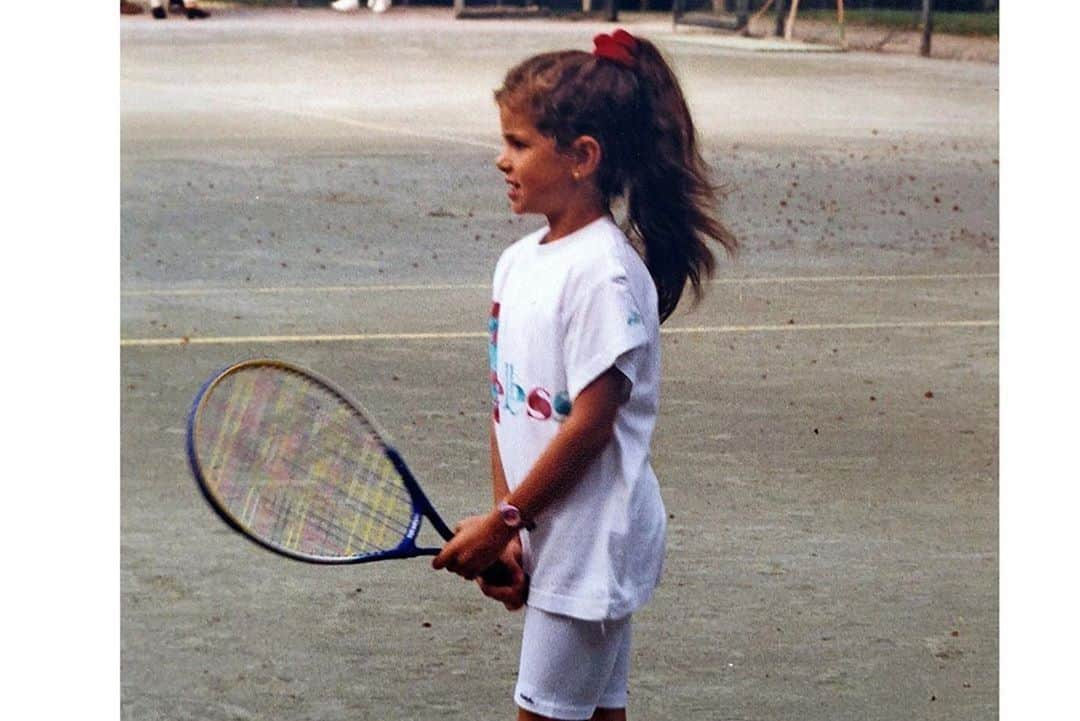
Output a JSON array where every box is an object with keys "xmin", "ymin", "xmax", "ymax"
[{"xmin": 495, "ymin": 34, "xmax": 737, "ymax": 323}]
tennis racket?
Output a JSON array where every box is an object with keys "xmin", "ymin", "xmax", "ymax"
[{"xmin": 186, "ymin": 358, "xmax": 513, "ymax": 586}]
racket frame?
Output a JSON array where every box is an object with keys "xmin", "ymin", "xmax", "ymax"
[{"xmin": 186, "ymin": 358, "xmax": 458, "ymax": 565}]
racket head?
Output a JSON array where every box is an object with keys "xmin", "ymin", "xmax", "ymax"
[{"xmin": 186, "ymin": 359, "xmax": 445, "ymax": 564}]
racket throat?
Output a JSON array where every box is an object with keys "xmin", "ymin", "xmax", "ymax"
[{"xmin": 385, "ymin": 447, "xmax": 456, "ymax": 542}]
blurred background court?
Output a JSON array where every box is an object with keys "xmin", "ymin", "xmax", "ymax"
[{"xmin": 121, "ymin": 5, "xmax": 997, "ymax": 720}]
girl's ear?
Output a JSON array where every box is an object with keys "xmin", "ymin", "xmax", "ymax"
[{"xmin": 570, "ymin": 135, "xmax": 602, "ymax": 181}]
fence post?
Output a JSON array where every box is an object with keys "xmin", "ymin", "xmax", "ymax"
[
  {"xmin": 920, "ymin": 0, "xmax": 934, "ymax": 57},
  {"xmin": 783, "ymin": 0, "xmax": 800, "ymax": 41},
  {"xmin": 774, "ymin": 0, "xmax": 788, "ymax": 37},
  {"xmin": 735, "ymin": 0, "xmax": 749, "ymax": 28},
  {"xmin": 837, "ymin": 0, "xmax": 846, "ymax": 49}
]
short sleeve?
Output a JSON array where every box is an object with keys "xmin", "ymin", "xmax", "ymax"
[{"xmin": 563, "ymin": 273, "xmax": 650, "ymax": 401}]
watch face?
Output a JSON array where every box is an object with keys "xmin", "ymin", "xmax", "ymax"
[{"xmin": 500, "ymin": 506, "xmax": 522, "ymax": 527}]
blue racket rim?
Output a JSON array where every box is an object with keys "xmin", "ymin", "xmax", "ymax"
[{"xmin": 185, "ymin": 358, "xmax": 452, "ymax": 565}]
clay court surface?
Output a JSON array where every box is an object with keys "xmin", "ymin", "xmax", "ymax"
[{"xmin": 121, "ymin": 7, "xmax": 998, "ymax": 720}]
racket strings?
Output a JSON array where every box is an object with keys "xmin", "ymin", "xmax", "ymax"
[
  {"xmin": 212, "ymin": 398, "xmax": 411, "ymax": 554},
  {"xmin": 242, "ymin": 428, "xmax": 414, "ymax": 548},
  {"xmin": 196, "ymin": 365, "xmax": 416, "ymax": 559}
]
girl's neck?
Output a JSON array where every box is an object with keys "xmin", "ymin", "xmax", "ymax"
[{"xmin": 542, "ymin": 205, "xmax": 609, "ymax": 244}]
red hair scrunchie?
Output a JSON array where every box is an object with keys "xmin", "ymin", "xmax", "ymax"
[{"xmin": 593, "ymin": 29, "xmax": 638, "ymax": 68}]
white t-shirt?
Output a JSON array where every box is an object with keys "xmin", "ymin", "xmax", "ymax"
[{"xmin": 488, "ymin": 216, "xmax": 667, "ymax": 621}]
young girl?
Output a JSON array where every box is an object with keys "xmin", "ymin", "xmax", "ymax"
[{"xmin": 433, "ymin": 29, "xmax": 737, "ymax": 721}]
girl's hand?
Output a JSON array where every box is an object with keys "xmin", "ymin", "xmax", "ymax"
[
  {"xmin": 478, "ymin": 536, "xmax": 529, "ymax": 611},
  {"xmin": 432, "ymin": 511, "xmax": 515, "ymax": 581}
]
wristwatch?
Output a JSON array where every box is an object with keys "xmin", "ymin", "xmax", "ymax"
[{"xmin": 497, "ymin": 500, "xmax": 536, "ymax": 531}]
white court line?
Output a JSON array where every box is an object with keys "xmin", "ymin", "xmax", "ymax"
[
  {"xmin": 120, "ymin": 319, "xmax": 997, "ymax": 348},
  {"xmin": 120, "ymin": 272, "xmax": 998, "ymax": 298},
  {"xmin": 227, "ymin": 98, "xmax": 501, "ymax": 152},
  {"xmin": 123, "ymin": 79, "xmax": 499, "ymax": 152},
  {"xmin": 122, "ymin": 283, "xmax": 488, "ymax": 298},
  {"xmin": 714, "ymin": 272, "xmax": 998, "ymax": 285}
]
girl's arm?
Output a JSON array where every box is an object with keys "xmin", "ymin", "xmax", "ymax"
[
  {"xmin": 432, "ymin": 366, "xmax": 626, "ymax": 579},
  {"xmin": 491, "ymin": 422, "xmax": 511, "ymax": 504},
  {"xmin": 503, "ymin": 366, "xmax": 624, "ymax": 522},
  {"xmin": 476, "ymin": 424, "xmax": 529, "ymax": 609}
]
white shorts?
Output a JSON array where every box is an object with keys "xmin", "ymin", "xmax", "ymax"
[{"xmin": 514, "ymin": 606, "xmax": 632, "ymax": 720}]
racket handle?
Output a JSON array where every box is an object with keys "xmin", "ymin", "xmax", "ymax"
[{"xmin": 480, "ymin": 560, "xmax": 516, "ymax": 587}]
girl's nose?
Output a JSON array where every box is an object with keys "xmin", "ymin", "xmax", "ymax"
[{"xmin": 495, "ymin": 153, "xmax": 510, "ymax": 173}]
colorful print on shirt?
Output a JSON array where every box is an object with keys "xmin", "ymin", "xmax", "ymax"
[{"xmin": 489, "ymin": 301, "xmax": 571, "ymax": 425}]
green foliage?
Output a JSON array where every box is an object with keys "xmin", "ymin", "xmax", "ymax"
[
  {"xmin": 223, "ymin": 0, "xmax": 327, "ymax": 6},
  {"xmin": 800, "ymin": 9, "xmax": 998, "ymax": 37}
]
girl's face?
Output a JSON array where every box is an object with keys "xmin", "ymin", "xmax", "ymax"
[{"xmin": 495, "ymin": 104, "xmax": 577, "ymax": 219}]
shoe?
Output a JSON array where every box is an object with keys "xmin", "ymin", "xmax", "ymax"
[
  {"xmin": 120, "ymin": 1, "xmax": 144, "ymax": 14},
  {"xmin": 371, "ymin": 0, "xmax": 390, "ymax": 13},
  {"xmin": 186, "ymin": 6, "xmax": 210, "ymax": 19},
  {"xmin": 168, "ymin": 0, "xmax": 184, "ymax": 11},
  {"xmin": 331, "ymin": 0, "xmax": 360, "ymax": 11},
  {"xmin": 152, "ymin": 6, "xmax": 166, "ymax": 18}
]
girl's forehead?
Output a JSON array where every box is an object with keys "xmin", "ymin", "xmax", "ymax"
[{"xmin": 498, "ymin": 103, "xmax": 538, "ymax": 132}]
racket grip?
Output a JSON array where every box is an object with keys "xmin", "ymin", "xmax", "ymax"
[{"xmin": 480, "ymin": 560, "xmax": 516, "ymax": 587}]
